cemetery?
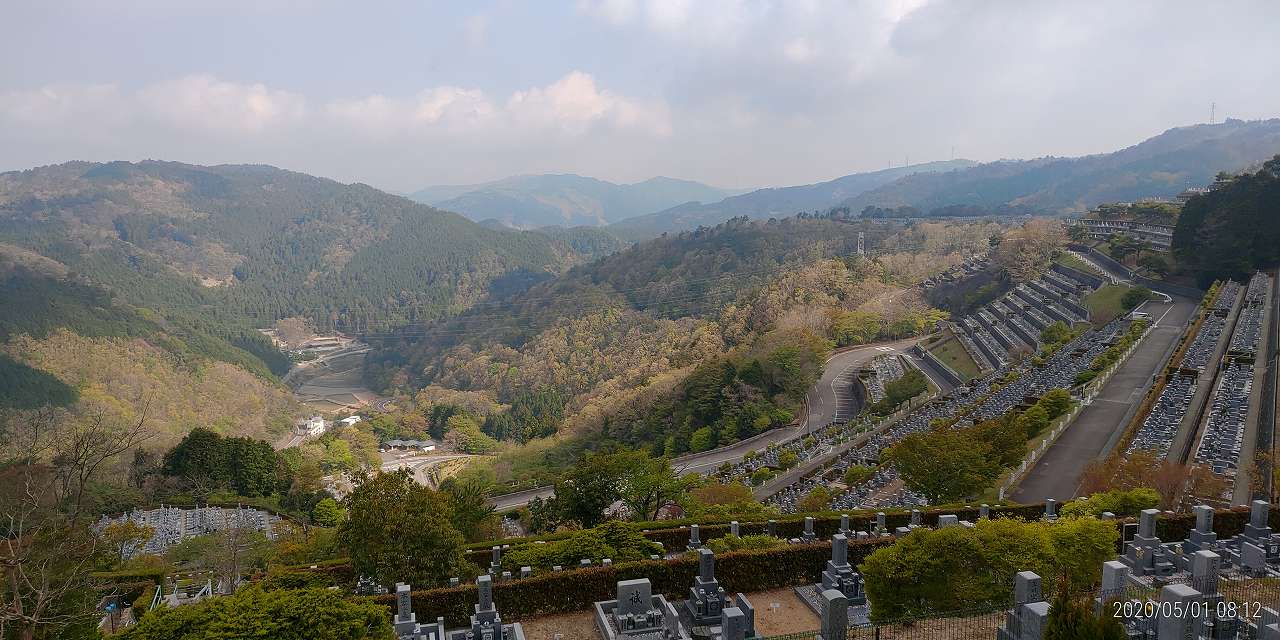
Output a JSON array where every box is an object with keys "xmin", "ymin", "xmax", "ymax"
[
  {"xmin": 766, "ymin": 313, "xmax": 1129, "ymax": 514},
  {"xmin": 1112, "ymin": 272, "xmax": 1275, "ymax": 507},
  {"xmin": 376, "ymin": 501, "xmax": 1280, "ymax": 639},
  {"xmin": 94, "ymin": 505, "xmax": 281, "ymax": 557}
]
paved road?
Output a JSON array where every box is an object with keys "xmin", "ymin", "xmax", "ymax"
[
  {"xmin": 803, "ymin": 338, "xmax": 921, "ymax": 430},
  {"xmin": 1012, "ymin": 295, "xmax": 1198, "ymax": 503},
  {"xmin": 490, "ymin": 486, "xmax": 555, "ymax": 511},
  {"xmin": 381, "ymin": 453, "xmax": 473, "ymax": 487},
  {"xmin": 487, "ymin": 338, "xmax": 924, "ymax": 508}
]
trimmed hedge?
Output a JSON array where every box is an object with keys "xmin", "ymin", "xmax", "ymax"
[
  {"xmin": 91, "ymin": 569, "xmax": 166, "ymax": 586},
  {"xmin": 636, "ymin": 504, "xmax": 1046, "ymax": 552},
  {"xmin": 133, "ymin": 585, "xmax": 157, "ymax": 611},
  {"xmin": 371, "ymin": 538, "xmax": 894, "ymax": 626}
]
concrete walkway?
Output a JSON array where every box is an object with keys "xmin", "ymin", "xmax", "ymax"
[{"xmin": 1012, "ymin": 295, "xmax": 1198, "ymax": 502}]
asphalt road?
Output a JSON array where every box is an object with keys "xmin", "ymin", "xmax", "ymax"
[
  {"xmin": 1011, "ymin": 295, "xmax": 1198, "ymax": 503},
  {"xmin": 487, "ymin": 338, "xmax": 924, "ymax": 508},
  {"xmin": 802, "ymin": 337, "xmax": 921, "ymax": 430}
]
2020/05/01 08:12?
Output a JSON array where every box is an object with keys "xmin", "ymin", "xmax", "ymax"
[{"xmin": 1113, "ymin": 600, "xmax": 1264, "ymax": 620}]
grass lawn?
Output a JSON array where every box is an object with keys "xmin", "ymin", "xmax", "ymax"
[
  {"xmin": 926, "ymin": 335, "xmax": 983, "ymax": 380},
  {"xmin": 1053, "ymin": 252, "xmax": 1104, "ymax": 277},
  {"xmin": 1083, "ymin": 283, "xmax": 1134, "ymax": 325}
]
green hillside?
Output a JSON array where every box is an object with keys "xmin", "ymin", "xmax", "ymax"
[
  {"xmin": 0, "ymin": 161, "xmax": 616, "ymax": 335},
  {"xmin": 1173, "ymin": 155, "xmax": 1280, "ymax": 285},
  {"xmin": 411, "ymin": 173, "xmax": 735, "ymax": 228},
  {"xmin": 842, "ymin": 119, "xmax": 1280, "ymax": 215},
  {"xmin": 610, "ymin": 160, "xmax": 975, "ymax": 239}
]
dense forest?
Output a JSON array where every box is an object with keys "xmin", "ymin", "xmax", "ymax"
[
  {"xmin": 0, "ymin": 161, "xmax": 623, "ymax": 336},
  {"xmin": 1173, "ymin": 155, "xmax": 1280, "ymax": 285},
  {"xmin": 362, "ymin": 218, "xmax": 1000, "ymax": 487}
]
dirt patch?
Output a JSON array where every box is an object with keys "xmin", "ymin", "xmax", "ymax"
[
  {"xmin": 516, "ymin": 610, "xmax": 597, "ymax": 639},
  {"xmin": 748, "ymin": 587, "xmax": 821, "ymax": 635}
]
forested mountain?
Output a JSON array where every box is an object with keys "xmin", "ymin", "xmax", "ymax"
[
  {"xmin": 0, "ymin": 246, "xmax": 298, "ymax": 444},
  {"xmin": 366, "ymin": 216, "xmax": 1001, "ymax": 484},
  {"xmin": 842, "ymin": 119, "xmax": 1280, "ymax": 215},
  {"xmin": 0, "ymin": 161, "xmax": 617, "ymax": 335},
  {"xmin": 1173, "ymin": 155, "xmax": 1280, "ymax": 285},
  {"xmin": 608, "ymin": 160, "xmax": 977, "ymax": 239},
  {"xmin": 0, "ymin": 161, "xmax": 625, "ymax": 444},
  {"xmin": 410, "ymin": 174, "xmax": 739, "ymax": 229}
]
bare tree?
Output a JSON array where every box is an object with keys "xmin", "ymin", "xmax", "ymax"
[
  {"xmin": 52, "ymin": 404, "xmax": 152, "ymax": 517},
  {"xmin": 1, "ymin": 407, "xmax": 152, "ymax": 639}
]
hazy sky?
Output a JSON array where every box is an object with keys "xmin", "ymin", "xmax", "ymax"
[{"xmin": 3, "ymin": 1, "xmax": 1279, "ymax": 192}]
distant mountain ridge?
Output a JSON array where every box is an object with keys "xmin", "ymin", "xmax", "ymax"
[
  {"xmin": 608, "ymin": 160, "xmax": 978, "ymax": 238},
  {"xmin": 410, "ymin": 174, "xmax": 742, "ymax": 228},
  {"xmin": 840, "ymin": 119, "xmax": 1280, "ymax": 215}
]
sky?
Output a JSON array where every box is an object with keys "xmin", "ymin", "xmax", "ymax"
[{"xmin": 3, "ymin": 0, "xmax": 1279, "ymax": 193}]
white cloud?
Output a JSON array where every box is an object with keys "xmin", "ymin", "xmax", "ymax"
[
  {"xmin": 138, "ymin": 75, "xmax": 307, "ymax": 133},
  {"xmin": 0, "ymin": 72, "xmax": 671, "ymax": 180},
  {"xmin": 507, "ymin": 71, "xmax": 670, "ymax": 136}
]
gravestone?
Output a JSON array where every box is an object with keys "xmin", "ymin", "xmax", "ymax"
[
  {"xmin": 1043, "ymin": 499, "xmax": 1057, "ymax": 521},
  {"xmin": 394, "ymin": 583, "xmax": 416, "ymax": 635},
  {"xmin": 1246, "ymin": 500, "xmax": 1273, "ymax": 539},
  {"xmin": 875, "ymin": 512, "xmax": 886, "ymax": 533},
  {"xmin": 980, "ymin": 504, "xmax": 990, "ymax": 519},
  {"xmin": 1015, "ymin": 572, "xmax": 1041, "ymax": 605},
  {"xmin": 721, "ymin": 607, "xmax": 747, "ymax": 640},
  {"xmin": 1191, "ymin": 550, "xmax": 1221, "ymax": 596},
  {"xmin": 732, "ymin": 594, "xmax": 756, "ymax": 637},
  {"xmin": 1122, "ymin": 509, "xmax": 1173, "ymax": 576},
  {"xmin": 687, "ymin": 525, "xmax": 702, "ymax": 551},
  {"xmin": 820, "ymin": 534, "xmax": 865, "ymax": 605},
  {"xmin": 519, "ymin": 567, "xmax": 531, "ymax": 579},
  {"xmin": 602, "ymin": 559, "xmax": 612, "ymax": 567},
  {"xmin": 839, "ymin": 514, "xmax": 850, "ymax": 535},
  {"xmin": 938, "ymin": 515, "xmax": 958, "ymax": 528},
  {"xmin": 615, "ymin": 579, "xmax": 662, "ymax": 632},
  {"xmin": 1242, "ymin": 541, "xmax": 1268, "ymax": 576},
  {"xmin": 1187, "ymin": 505, "xmax": 1217, "ymax": 552},
  {"xmin": 997, "ymin": 572, "xmax": 1048, "ymax": 640},
  {"xmin": 1100, "ymin": 512, "xmax": 1114, "ymax": 520},
  {"xmin": 1156, "ymin": 583, "xmax": 1200, "ymax": 640},
  {"xmin": 683, "ymin": 549, "xmax": 727, "ymax": 626},
  {"xmin": 1100, "ymin": 561, "xmax": 1129, "ymax": 594},
  {"xmin": 802, "ymin": 517, "xmax": 816, "ymax": 543},
  {"xmin": 818, "ymin": 589, "xmax": 848, "ymax": 640},
  {"xmin": 1020, "ymin": 602, "xmax": 1050, "ymax": 640},
  {"xmin": 449, "ymin": 578, "xmax": 460, "ymax": 588},
  {"xmin": 910, "ymin": 510, "xmax": 921, "ymax": 527},
  {"xmin": 730, "ymin": 521, "xmax": 739, "ymax": 537},
  {"xmin": 491, "ymin": 546, "xmax": 502, "ymax": 575},
  {"xmin": 767, "ymin": 520, "xmax": 777, "ymax": 537},
  {"xmin": 593, "ymin": 577, "xmax": 680, "ymax": 640}
]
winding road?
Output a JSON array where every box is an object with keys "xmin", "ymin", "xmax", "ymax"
[{"xmin": 488, "ymin": 337, "xmax": 928, "ymax": 508}]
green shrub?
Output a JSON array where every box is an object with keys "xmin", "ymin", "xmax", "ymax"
[
  {"xmin": 121, "ymin": 586, "xmax": 393, "ymax": 640},
  {"xmin": 1059, "ymin": 488, "xmax": 1160, "ymax": 518},
  {"xmin": 705, "ymin": 534, "xmax": 785, "ymax": 555},
  {"xmin": 132, "ymin": 585, "xmax": 156, "ymax": 612},
  {"xmin": 502, "ymin": 521, "xmax": 662, "ymax": 571}
]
